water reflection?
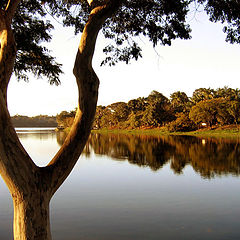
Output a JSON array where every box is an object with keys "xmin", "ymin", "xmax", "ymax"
[
  {"xmin": 10, "ymin": 129, "xmax": 240, "ymax": 240},
  {"xmin": 77, "ymin": 133, "xmax": 240, "ymax": 179},
  {"xmin": 16, "ymin": 128, "xmax": 59, "ymax": 167},
  {"xmin": 16, "ymin": 128, "xmax": 240, "ymax": 179},
  {"xmin": 56, "ymin": 130, "xmax": 67, "ymax": 146}
]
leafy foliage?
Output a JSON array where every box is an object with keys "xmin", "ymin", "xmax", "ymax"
[
  {"xmin": 191, "ymin": 88, "xmax": 215, "ymax": 104},
  {"xmin": 189, "ymin": 99, "xmax": 220, "ymax": 126},
  {"xmin": 56, "ymin": 110, "xmax": 76, "ymax": 128},
  {"xmin": 170, "ymin": 91, "xmax": 190, "ymax": 113},
  {"xmin": 100, "ymin": 0, "xmax": 191, "ymax": 65},
  {"xmin": 58, "ymin": 86, "xmax": 240, "ymax": 131},
  {"xmin": 142, "ymin": 91, "xmax": 173, "ymax": 127},
  {"xmin": 8, "ymin": 1, "xmax": 66, "ymax": 84},
  {"xmin": 167, "ymin": 112, "xmax": 196, "ymax": 132},
  {"xmin": 200, "ymin": 0, "xmax": 240, "ymax": 43},
  {"xmin": 189, "ymin": 97, "xmax": 237, "ymax": 127},
  {"xmin": 1, "ymin": 0, "xmax": 240, "ymax": 83},
  {"xmin": 1, "ymin": 0, "xmax": 89, "ymax": 84}
]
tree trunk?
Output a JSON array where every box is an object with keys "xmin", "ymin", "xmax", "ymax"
[
  {"xmin": 12, "ymin": 191, "xmax": 51, "ymax": 240},
  {"xmin": 0, "ymin": 1, "xmax": 121, "ymax": 240}
]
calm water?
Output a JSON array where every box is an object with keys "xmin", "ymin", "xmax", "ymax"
[{"xmin": 1, "ymin": 128, "xmax": 240, "ymax": 240}]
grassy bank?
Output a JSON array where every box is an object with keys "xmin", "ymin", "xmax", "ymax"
[{"xmin": 91, "ymin": 125, "xmax": 240, "ymax": 138}]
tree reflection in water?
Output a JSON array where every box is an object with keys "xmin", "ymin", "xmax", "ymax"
[{"xmin": 57, "ymin": 131, "xmax": 240, "ymax": 179}]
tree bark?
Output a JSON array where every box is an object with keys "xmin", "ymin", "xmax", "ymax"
[
  {"xmin": 0, "ymin": 0, "xmax": 121, "ymax": 239},
  {"xmin": 12, "ymin": 189, "xmax": 52, "ymax": 240},
  {"xmin": 0, "ymin": 11, "xmax": 16, "ymax": 101}
]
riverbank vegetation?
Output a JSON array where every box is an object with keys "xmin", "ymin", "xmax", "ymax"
[
  {"xmin": 11, "ymin": 115, "xmax": 57, "ymax": 127},
  {"xmin": 57, "ymin": 87, "xmax": 240, "ymax": 134}
]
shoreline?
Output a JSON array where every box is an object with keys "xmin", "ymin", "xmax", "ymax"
[{"xmin": 91, "ymin": 125, "xmax": 240, "ymax": 138}]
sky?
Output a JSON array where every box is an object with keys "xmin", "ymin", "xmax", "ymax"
[{"xmin": 7, "ymin": 8, "xmax": 240, "ymax": 117}]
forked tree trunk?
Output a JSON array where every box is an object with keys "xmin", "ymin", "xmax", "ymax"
[{"xmin": 0, "ymin": 0, "xmax": 121, "ymax": 239}]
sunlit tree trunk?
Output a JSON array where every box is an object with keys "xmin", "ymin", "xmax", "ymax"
[
  {"xmin": 0, "ymin": 0, "xmax": 121, "ymax": 239},
  {"xmin": 12, "ymin": 189, "xmax": 52, "ymax": 240},
  {"xmin": 0, "ymin": 12, "xmax": 16, "ymax": 101}
]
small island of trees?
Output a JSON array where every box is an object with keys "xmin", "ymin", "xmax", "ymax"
[{"xmin": 56, "ymin": 86, "xmax": 240, "ymax": 132}]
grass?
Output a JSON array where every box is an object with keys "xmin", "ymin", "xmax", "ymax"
[
  {"xmin": 183, "ymin": 128, "xmax": 240, "ymax": 138},
  {"xmin": 91, "ymin": 125, "xmax": 240, "ymax": 138}
]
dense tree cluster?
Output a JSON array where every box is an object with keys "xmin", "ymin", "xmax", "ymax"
[
  {"xmin": 11, "ymin": 115, "xmax": 57, "ymax": 127},
  {"xmin": 59, "ymin": 87, "xmax": 240, "ymax": 132}
]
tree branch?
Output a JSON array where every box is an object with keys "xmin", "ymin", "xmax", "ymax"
[
  {"xmin": 0, "ymin": 90, "xmax": 37, "ymax": 196},
  {"xmin": 0, "ymin": 11, "xmax": 16, "ymax": 100},
  {"xmin": 46, "ymin": 0, "xmax": 121, "ymax": 196},
  {"xmin": 0, "ymin": 0, "xmax": 39, "ymax": 197},
  {"xmin": 5, "ymin": 0, "xmax": 22, "ymax": 21}
]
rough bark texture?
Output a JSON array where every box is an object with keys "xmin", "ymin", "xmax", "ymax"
[
  {"xmin": 0, "ymin": 0, "xmax": 121, "ymax": 239},
  {"xmin": 13, "ymin": 190, "xmax": 51, "ymax": 240}
]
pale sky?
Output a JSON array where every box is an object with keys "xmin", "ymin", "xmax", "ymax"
[{"xmin": 7, "ymin": 10, "xmax": 240, "ymax": 117}]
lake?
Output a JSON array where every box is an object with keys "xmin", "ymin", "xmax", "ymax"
[{"xmin": 0, "ymin": 128, "xmax": 240, "ymax": 240}]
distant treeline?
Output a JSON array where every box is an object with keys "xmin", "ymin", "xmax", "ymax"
[
  {"xmin": 57, "ymin": 87, "xmax": 240, "ymax": 132},
  {"xmin": 11, "ymin": 115, "xmax": 57, "ymax": 127}
]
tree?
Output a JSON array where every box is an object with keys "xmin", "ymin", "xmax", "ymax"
[
  {"xmin": 191, "ymin": 87, "xmax": 215, "ymax": 104},
  {"xmin": 215, "ymin": 86, "xmax": 240, "ymax": 101},
  {"xmin": 189, "ymin": 99, "xmax": 218, "ymax": 127},
  {"xmin": 215, "ymin": 98, "xmax": 231, "ymax": 125},
  {"xmin": 99, "ymin": 105, "xmax": 118, "ymax": 128},
  {"xmin": 167, "ymin": 112, "xmax": 197, "ymax": 132},
  {"xmin": 93, "ymin": 105, "xmax": 106, "ymax": 129},
  {"xmin": 127, "ymin": 112, "xmax": 142, "ymax": 129},
  {"xmin": 1, "ymin": 1, "xmax": 121, "ymax": 239},
  {"xmin": 108, "ymin": 102, "xmax": 130, "ymax": 123},
  {"xmin": 0, "ymin": 0, "xmax": 240, "ymax": 239},
  {"xmin": 227, "ymin": 100, "xmax": 240, "ymax": 125},
  {"xmin": 128, "ymin": 97, "xmax": 147, "ymax": 114},
  {"xmin": 142, "ymin": 91, "xmax": 160, "ymax": 126},
  {"xmin": 170, "ymin": 91, "xmax": 190, "ymax": 113},
  {"xmin": 56, "ymin": 110, "xmax": 76, "ymax": 128},
  {"xmin": 189, "ymin": 98, "xmax": 232, "ymax": 127},
  {"xmin": 142, "ymin": 91, "xmax": 173, "ymax": 127}
]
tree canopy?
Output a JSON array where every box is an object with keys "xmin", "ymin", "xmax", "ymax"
[{"xmin": 1, "ymin": 0, "xmax": 240, "ymax": 84}]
